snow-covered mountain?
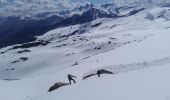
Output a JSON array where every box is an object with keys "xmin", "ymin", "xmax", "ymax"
[
  {"xmin": 0, "ymin": 3, "xmax": 148, "ymax": 48},
  {"xmin": 1, "ymin": 2, "xmax": 170, "ymax": 100},
  {"xmin": 0, "ymin": 3, "xmax": 103, "ymax": 48}
]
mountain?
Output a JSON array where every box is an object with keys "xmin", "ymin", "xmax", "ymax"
[
  {"xmin": 0, "ymin": 14, "xmax": 64, "ymax": 48},
  {"xmin": 0, "ymin": 3, "xmax": 146, "ymax": 48},
  {"xmin": 1, "ymin": 2, "xmax": 170, "ymax": 100},
  {"xmin": 0, "ymin": 4, "xmax": 101, "ymax": 48}
]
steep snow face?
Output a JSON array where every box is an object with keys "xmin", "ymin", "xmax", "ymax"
[{"xmin": 1, "ymin": 6, "xmax": 170, "ymax": 100}]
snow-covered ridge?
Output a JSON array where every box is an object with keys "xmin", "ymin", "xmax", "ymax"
[{"xmin": 37, "ymin": 6, "xmax": 170, "ymax": 41}]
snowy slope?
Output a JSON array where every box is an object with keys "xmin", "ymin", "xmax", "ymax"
[
  {"xmin": 30, "ymin": 64, "xmax": 170, "ymax": 100},
  {"xmin": 1, "ymin": 6, "xmax": 170, "ymax": 100}
]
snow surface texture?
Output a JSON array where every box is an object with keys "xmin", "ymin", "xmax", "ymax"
[{"xmin": 1, "ymin": 6, "xmax": 170, "ymax": 100}]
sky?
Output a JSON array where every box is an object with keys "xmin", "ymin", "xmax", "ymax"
[
  {"xmin": 0, "ymin": 0, "xmax": 113, "ymax": 16},
  {"xmin": 1, "ymin": 0, "xmax": 169, "ymax": 16}
]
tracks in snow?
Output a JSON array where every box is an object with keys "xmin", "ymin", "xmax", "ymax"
[{"xmin": 84, "ymin": 56, "xmax": 170, "ymax": 78}]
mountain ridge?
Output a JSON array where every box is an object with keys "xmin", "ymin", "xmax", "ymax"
[{"xmin": 0, "ymin": 1, "xmax": 170, "ymax": 48}]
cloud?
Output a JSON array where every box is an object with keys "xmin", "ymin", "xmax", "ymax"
[
  {"xmin": 0, "ymin": 0, "xmax": 84, "ymax": 16},
  {"xmin": 0, "ymin": 0, "xmax": 7, "ymax": 4}
]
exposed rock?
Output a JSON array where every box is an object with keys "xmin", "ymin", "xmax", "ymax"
[
  {"xmin": 92, "ymin": 22, "xmax": 102, "ymax": 28},
  {"xmin": 83, "ymin": 69, "xmax": 113, "ymax": 80},
  {"xmin": 48, "ymin": 82, "xmax": 70, "ymax": 92},
  {"xmin": 11, "ymin": 60, "xmax": 20, "ymax": 64},
  {"xmin": 108, "ymin": 41, "xmax": 112, "ymax": 44},
  {"xmin": 20, "ymin": 57, "xmax": 28, "ymax": 61},
  {"xmin": 83, "ymin": 73, "xmax": 97, "ymax": 80},
  {"xmin": 94, "ymin": 45, "xmax": 103, "ymax": 50},
  {"xmin": 1, "ymin": 41, "xmax": 49, "ymax": 54},
  {"xmin": 11, "ymin": 41, "xmax": 49, "ymax": 49},
  {"xmin": 11, "ymin": 57, "xmax": 28, "ymax": 64},
  {"xmin": 72, "ymin": 62, "xmax": 79, "ymax": 66},
  {"xmin": 17, "ymin": 49, "xmax": 31, "ymax": 54},
  {"xmin": 98, "ymin": 69, "xmax": 114, "ymax": 74},
  {"xmin": 60, "ymin": 30, "xmax": 79, "ymax": 38}
]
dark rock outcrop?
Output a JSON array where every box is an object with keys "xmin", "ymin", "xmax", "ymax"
[
  {"xmin": 17, "ymin": 49, "xmax": 31, "ymax": 54},
  {"xmin": 11, "ymin": 57, "xmax": 28, "ymax": 64},
  {"xmin": 83, "ymin": 69, "xmax": 113, "ymax": 80},
  {"xmin": 48, "ymin": 82, "xmax": 70, "ymax": 92}
]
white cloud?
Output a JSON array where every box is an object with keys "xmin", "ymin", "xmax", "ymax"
[
  {"xmin": 0, "ymin": 0, "xmax": 7, "ymax": 4},
  {"xmin": 0, "ymin": 0, "xmax": 83, "ymax": 16}
]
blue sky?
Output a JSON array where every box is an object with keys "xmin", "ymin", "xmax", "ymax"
[{"xmin": 0, "ymin": 0, "xmax": 113, "ymax": 16}]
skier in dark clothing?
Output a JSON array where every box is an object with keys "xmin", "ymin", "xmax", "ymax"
[
  {"xmin": 67, "ymin": 74, "xmax": 76, "ymax": 84},
  {"xmin": 97, "ymin": 70, "xmax": 102, "ymax": 77}
]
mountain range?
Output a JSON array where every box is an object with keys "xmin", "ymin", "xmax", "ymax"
[{"xmin": 0, "ymin": 3, "xmax": 147, "ymax": 48}]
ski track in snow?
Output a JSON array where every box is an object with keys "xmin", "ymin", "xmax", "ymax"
[{"xmin": 84, "ymin": 56, "xmax": 170, "ymax": 78}]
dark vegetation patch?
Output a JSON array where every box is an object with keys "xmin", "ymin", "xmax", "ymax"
[
  {"xmin": 83, "ymin": 69, "xmax": 113, "ymax": 80},
  {"xmin": 48, "ymin": 82, "xmax": 70, "ymax": 92}
]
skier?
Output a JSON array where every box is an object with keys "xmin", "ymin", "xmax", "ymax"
[
  {"xmin": 67, "ymin": 74, "xmax": 77, "ymax": 84},
  {"xmin": 97, "ymin": 70, "xmax": 102, "ymax": 77}
]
